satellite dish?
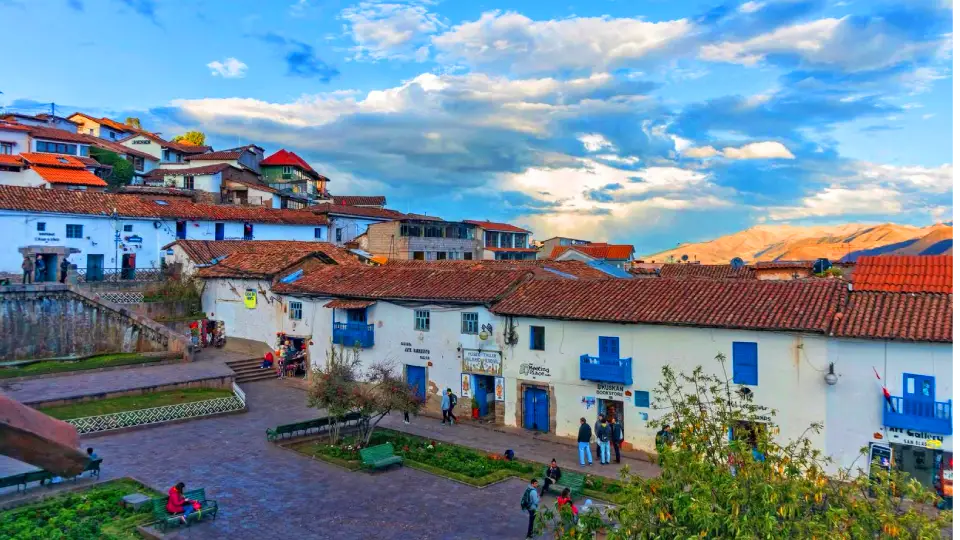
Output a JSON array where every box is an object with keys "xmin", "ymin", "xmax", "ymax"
[
  {"xmin": 681, "ymin": 254, "xmax": 689, "ymax": 262},
  {"xmin": 731, "ymin": 257, "xmax": 745, "ymax": 269},
  {"xmin": 813, "ymin": 258, "xmax": 832, "ymax": 274}
]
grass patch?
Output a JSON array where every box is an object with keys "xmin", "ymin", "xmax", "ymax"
[
  {"xmin": 38, "ymin": 388, "xmax": 235, "ymax": 420},
  {"xmin": 0, "ymin": 353, "xmax": 167, "ymax": 380},
  {"xmin": 1, "ymin": 478, "xmax": 161, "ymax": 540},
  {"xmin": 288, "ymin": 441, "xmax": 363, "ymax": 471}
]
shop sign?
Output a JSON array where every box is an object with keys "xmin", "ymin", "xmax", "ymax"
[
  {"xmin": 34, "ymin": 232, "xmax": 60, "ymax": 242},
  {"xmin": 124, "ymin": 235, "xmax": 143, "ymax": 244},
  {"xmin": 519, "ymin": 363, "xmax": 550, "ymax": 378},
  {"xmin": 596, "ymin": 383, "xmax": 625, "ymax": 401},
  {"xmin": 131, "ymin": 139, "xmax": 151, "ymax": 145},
  {"xmin": 244, "ymin": 289, "xmax": 257, "ymax": 309},
  {"xmin": 886, "ymin": 427, "xmax": 951, "ymax": 450},
  {"xmin": 461, "ymin": 349, "xmax": 502, "ymax": 375},
  {"xmin": 401, "ymin": 341, "xmax": 430, "ymax": 361}
]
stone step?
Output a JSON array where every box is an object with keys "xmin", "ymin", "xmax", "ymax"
[
  {"xmin": 235, "ymin": 371, "xmax": 281, "ymax": 383},
  {"xmin": 225, "ymin": 357, "xmax": 261, "ymax": 368}
]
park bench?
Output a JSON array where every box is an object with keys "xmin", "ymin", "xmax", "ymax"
[
  {"xmin": 360, "ymin": 442, "xmax": 402, "ymax": 471},
  {"xmin": 541, "ymin": 466, "xmax": 586, "ymax": 499},
  {"xmin": 0, "ymin": 458, "xmax": 102, "ymax": 493},
  {"xmin": 151, "ymin": 488, "xmax": 218, "ymax": 531},
  {"xmin": 266, "ymin": 411, "xmax": 362, "ymax": 441},
  {"xmin": 0, "ymin": 472, "xmax": 26, "ymax": 492}
]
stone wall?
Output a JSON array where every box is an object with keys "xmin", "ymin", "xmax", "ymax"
[{"xmin": 0, "ymin": 284, "xmax": 190, "ymax": 361}]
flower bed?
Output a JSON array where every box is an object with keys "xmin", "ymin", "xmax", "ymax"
[{"xmin": 0, "ymin": 478, "xmax": 160, "ymax": 540}]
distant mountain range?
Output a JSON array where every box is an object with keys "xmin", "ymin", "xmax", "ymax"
[{"xmin": 646, "ymin": 223, "xmax": 953, "ymax": 264}]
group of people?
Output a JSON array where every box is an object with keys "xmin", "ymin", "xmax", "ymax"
[
  {"xmin": 21, "ymin": 254, "xmax": 71, "ymax": 284},
  {"xmin": 260, "ymin": 340, "xmax": 306, "ymax": 379},
  {"xmin": 576, "ymin": 414, "xmax": 625, "ymax": 466},
  {"xmin": 521, "ymin": 458, "xmax": 579, "ymax": 539},
  {"xmin": 440, "ymin": 388, "xmax": 458, "ymax": 425}
]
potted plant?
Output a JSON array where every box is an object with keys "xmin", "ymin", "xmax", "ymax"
[{"xmin": 471, "ymin": 397, "xmax": 480, "ymax": 419}]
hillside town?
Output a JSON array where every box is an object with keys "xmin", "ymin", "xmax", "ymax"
[{"xmin": 0, "ymin": 112, "xmax": 953, "ymax": 537}]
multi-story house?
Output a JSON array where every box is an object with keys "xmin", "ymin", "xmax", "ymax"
[
  {"xmin": 184, "ymin": 145, "xmax": 264, "ymax": 174},
  {"xmin": 537, "ymin": 236, "xmax": 592, "ymax": 259},
  {"xmin": 366, "ymin": 218, "xmax": 480, "ymax": 260},
  {"xmin": 260, "ymin": 149, "xmax": 328, "ymax": 203},
  {"xmin": 68, "ymin": 113, "xmax": 138, "ymax": 140},
  {"xmin": 2, "ymin": 113, "xmax": 80, "ymax": 132},
  {"xmin": 0, "ymin": 154, "xmax": 107, "ymax": 191},
  {"xmin": 311, "ymin": 204, "xmax": 410, "ymax": 245},
  {"xmin": 465, "ymin": 220, "xmax": 537, "ymax": 261}
]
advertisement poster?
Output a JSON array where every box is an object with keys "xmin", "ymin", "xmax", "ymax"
[
  {"xmin": 461, "ymin": 373, "xmax": 471, "ymax": 398},
  {"xmin": 244, "ymin": 289, "xmax": 257, "ymax": 309},
  {"xmin": 494, "ymin": 377, "xmax": 505, "ymax": 401},
  {"xmin": 462, "ymin": 349, "xmax": 503, "ymax": 375},
  {"xmin": 581, "ymin": 396, "xmax": 596, "ymax": 410}
]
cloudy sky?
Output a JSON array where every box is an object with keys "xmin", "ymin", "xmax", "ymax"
[{"xmin": 0, "ymin": 0, "xmax": 953, "ymax": 254}]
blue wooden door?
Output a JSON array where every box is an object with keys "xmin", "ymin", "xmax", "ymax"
[
  {"xmin": 347, "ymin": 309, "xmax": 367, "ymax": 324},
  {"xmin": 599, "ymin": 336, "xmax": 619, "ymax": 359},
  {"xmin": 405, "ymin": 365, "xmax": 426, "ymax": 402},
  {"xmin": 524, "ymin": 387, "xmax": 548, "ymax": 432},
  {"xmin": 903, "ymin": 373, "xmax": 936, "ymax": 418},
  {"xmin": 476, "ymin": 377, "xmax": 488, "ymax": 416}
]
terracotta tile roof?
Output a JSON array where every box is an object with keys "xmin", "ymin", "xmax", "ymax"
[
  {"xmin": 851, "ymin": 255, "xmax": 952, "ymax": 294},
  {"xmin": 118, "ymin": 186, "xmax": 195, "ymax": 197},
  {"xmin": 330, "ymin": 195, "xmax": 385, "ymax": 207},
  {"xmin": 32, "ymin": 166, "xmax": 108, "ymax": 187},
  {"xmin": 75, "ymin": 156, "xmax": 102, "ymax": 168},
  {"xmin": 260, "ymin": 149, "xmax": 323, "ymax": 180},
  {"xmin": 85, "ymin": 137, "xmax": 157, "ymax": 161},
  {"xmin": 755, "ymin": 261, "xmax": 813, "ymax": 270},
  {"xmin": 165, "ymin": 240, "xmax": 360, "ymax": 267},
  {"xmin": 194, "ymin": 251, "xmax": 321, "ymax": 279},
  {"xmin": 223, "ymin": 176, "xmax": 280, "ymax": 194},
  {"xmin": 485, "ymin": 247, "xmax": 538, "ymax": 253},
  {"xmin": 550, "ymin": 243, "xmax": 635, "ymax": 260},
  {"xmin": 324, "ymin": 299, "xmax": 376, "ymax": 309},
  {"xmin": 492, "ymin": 278, "xmax": 848, "ymax": 333},
  {"xmin": 186, "ymin": 150, "xmax": 244, "ymax": 161},
  {"xmin": 658, "ymin": 263, "xmax": 757, "ymax": 280},
  {"xmin": 147, "ymin": 164, "xmax": 234, "ymax": 178},
  {"xmin": 832, "ymin": 291, "xmax": 952, "ymax": 342},
  {"xmin": 0, "ymin": 185, "xmax": 329, "ymax": 225},
  {"xmin": 383, "ymin": 259, "xmax": 615, "ymax": 280},
  {"xmin": 0, "ymin": 154, "xmax": 24, "ymax": 166},
  {"xmin": 464, "ymin": 220, "xmax": 530, "ymax": 233},
  {"xmin": 176, "ymin": 144, "xmax": 212, "ymax": 155},
  {"xmin": 311, "ymin": 203, "xmax": 407, "ymax": 220},
  {"xmin": 0, "ymin": 121, "xmax": 32, "ymax": 133},
  {"xmin": 25, "ymin": 125, "xmax": 91, "ymax": 144},
  {"xmin": 19, "ymin": 153, "xmax": 86, "ymax": 168},
  {"xmin": 274, "ymin": 266, "xmax": 531, "ymax": 303},
  {"xmin": 97, "ymin": 117, "xmax": 135, "ymax": 133}
]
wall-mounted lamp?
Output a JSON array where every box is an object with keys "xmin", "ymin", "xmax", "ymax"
[{"xmin": 824, "ymin": 362, "xmax": 838, "ymax": 386}]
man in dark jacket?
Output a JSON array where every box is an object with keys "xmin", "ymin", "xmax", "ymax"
[
  {"xmin": 594, "ymin": 414, "xmax": 604, "ymax": 458},
  {"xmin": 597, "ymin": 419, "xmax": 612, "ymax": 465},
  {"xmin": 59, "ymin": 256, "xmax": 70, "ymax": 284},
  {"xmin": 577, "ymin": 417, "xmax": 593, "ymax": 466},
  {"xmin": 611, "ymin": 417, "xmax": 624, "ymax": 463}
]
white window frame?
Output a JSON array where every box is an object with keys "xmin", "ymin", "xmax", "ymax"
[{"xmin": 415, "ymin": 310, "xmax": 430, "ymax": 332}]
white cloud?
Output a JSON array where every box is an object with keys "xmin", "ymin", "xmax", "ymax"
[
  {"xmin": 857, "ymin": 162, "xmax": 953, "ymax": 193},
  {"xmin": 340, "ymin": 1, "xmax": 444, "ymax": 61},
  {"xmin": 432, "ymin": 10, "xmax": 692, "ymax": 73},
  {"xmin": 684, "ymin": 141, "xmax": 794, "ymax": 159},
  {"xmin": 739, "ymin": 1, "xmax": 765, "ymax": 13},
  {"xmin": 769, "ymin": 186, "xmax": 903, "ymax": 220},
  {"xmin": 289, "ymin": 0, "xmax": 309, "ymax": 17},
  {"xmin": 922, "ymin": 113, "xmax": 936, "ymax": 120},
  {"xmin": 206, "ymin": 58, "xmax": 248, "ymax": 78},
  {"xmin": 578, "ymin": 134, "xmax": 614, "ymax": 152}
]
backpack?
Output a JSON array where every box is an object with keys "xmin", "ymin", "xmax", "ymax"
[
  {"xmin": 450, "ymin": 394, "xmax": 458, "ymax": 408},
  {"xmin": 520, "ymin": 487, "xmax": 533, "ymax": 511}
]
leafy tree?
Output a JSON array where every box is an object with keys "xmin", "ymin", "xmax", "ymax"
[
  {"xmin": 89, "ymin": 147, "xmax": 134, "ymax": 189},
  {"xmin": 308, "ymin": 344, "xmax": 362, "ymax": 444},
  {"xmin": 172, "ymin": 130, "xmax": 206, "ymax": 146},
  {"xmin": 537, "ymin": 354, "xmax": 951, "ymax": 539},
  {"xmin": 124, "ymin": 117, "xmax": 142, "ymax": 129}
]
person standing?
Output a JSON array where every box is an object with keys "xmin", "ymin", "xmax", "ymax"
[
  {"xmin": 520, "ymin": 478, "xmax": 540, "ymax": 539},
  {"xmin": 611, "ymin": 417, "xmax": 624, "ymax": 464},
  {"xmin": 34, "ymin": 255, "xmax": 45, "ymax": 283},
  {"xmin": 542, "ymin": 458, "xmax": 562, "ymax": 495},
  {"xmin": 447, "ymin": 389, "xmax": 458, "ymax": 425},
  {"xmin": 21, "ymin": 255, "xmax": 33, "ymax": 284},
  {"xmin": 577, "ymin": 417, "xmax": 593, "ymax": 467},
  {"xmin": 594, "ymin": 414, "xmax": 604, "ymax": 459},
  {"xmin": 597, "ymin": 418, "xmax": 611, "ymax": 465},
  {"xmin": 655, "ymin": 424, "xmax": 674, "ymax": 465},
  {"xmin": 59, "ymin": 256, "xmax": 70, "ymax": 284},
  {"xmin": 440, "ymin": 388, "xmax": 451, "ymax": 424}
]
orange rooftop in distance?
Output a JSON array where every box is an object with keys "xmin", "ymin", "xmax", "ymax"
[{"xmin": 851, "ymin": 255, "xmax": 952, "ymax": 294}]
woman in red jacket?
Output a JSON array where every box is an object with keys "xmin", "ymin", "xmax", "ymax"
[{"xmin": 167, "ymin": 482, "xmax": 195, "ymax": 523}]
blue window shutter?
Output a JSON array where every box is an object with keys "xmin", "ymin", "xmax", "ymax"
[
  {"xmin": 732, "ymin": 342, "xmax": 758, "ymax": 385},
  {"xmin": 529, "ymin": 327, "xmax": 535, "ymax": 350},
  {"xmin": 599, "ymin": 336, "xmax": 619, "ymax": 358},
  {"xmin": 634, "ymin": 391, "xmax": 650, "ymax": 408}
]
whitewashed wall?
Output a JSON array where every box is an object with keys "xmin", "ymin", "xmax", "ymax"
[
  {"xmin": 0, "ymin": 169, "xmax": 45, "ymax": 188},
  {"xmin": 201, "ymin": 278, "xmax": 286, "ymax": 348},
  {"xmin": 328, "ymin": 215, "xmax": 384, "ymax": 245},
  {"xmin": 0, "ymin": 129, "xmax": 30, "ymax": 152}
]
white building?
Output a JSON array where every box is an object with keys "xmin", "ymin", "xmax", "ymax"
[
  {"xmin": 310, "ymin": 204, "xmax": 411, "ymax": 245},
  {"xmin": 0, "ymin": 154, "xmax": 107, "ymax": 191},
  {"xmin": 0, "ymin": 185, "xmax": 329, "ymax": 280},
  {"xmin": 465, "ymin": 220, "xmax": 538, "ymax": 261},
  {"xmin": 68, "ymin": 113, "xmax": 137, "ymax": 141}
]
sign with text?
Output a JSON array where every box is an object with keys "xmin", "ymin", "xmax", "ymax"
[
  {"xmin": 519, "ymin": 363, "xmax": 550, "ymax": 379},
  {"xmin": 400, "ymin": 341, "xmax": 430, "ymax": 362},
  {"xmin": 886, "ymin": 427, "xmax": 952, "ymax": 450},
  {"xmin": 131, "ymin": 139, "xmax": 151, "ymax": 145},
  {"xmin": 596, "ymin": 383, "xmax": 625, "ymax": 401},
  {"xmin": 244, "ymin": 289, "xmax": 257, "ymax": 309},
  {"xmin": 461, "ymin": 349, "xmax": 502, "ymax": 375}
]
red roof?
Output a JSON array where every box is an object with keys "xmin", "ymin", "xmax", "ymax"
[
  {"xmin": 32, "ymin": 166, "xmax": 108, "ymax": 187},
  {"xmin": 186, "ymin": 150, "xmax": 244, "ymax": 161},
  {"xmin": 25, "ymin": 125, "xmax": 91, "ymax": 144},
  {"xmin": 311, "ymin": 203, "xmax": 408, "ymax": 221},
  {"xmin": 492, "ymin": 278, "xmax": 848, "ymax": 333},
  {"xmin": 755, "ymin": 261, "xmax": 813, "ymax": 270},
  {"xmin": 19, "ymin": 153, "xmax": 87, "ymax": 168},
  {"xmin": 0, "ymin": 185, "xmax": 329, "ymax": 225},
  {"xmin": 147, "ymin": 164, "xmax": 234, "ymax": 178},
  {"xmin": 165, "ymin": 240, "xmax": 360, "ymax": 267},
  {"xmin": 0, "ymin": 121, "xmax": 33, "ymax": 133},
  {"xmin": 658, "ymin": 263, "xmax": 756, "ymax": 280},
  {"xmin": 75, "ymin": 156, "xmax": 102, "ymax": 168},
  {"xmin": 832, "ymin": 291, "xmax": 952, "ymax": 342},
  {"xmin": 464, "ymin": 220, "xmax": 530, "ymax": 233},
  {"xmin": 383, "ymin": 259, "xmax": 618, "ymax": 280},
  {"xmin": 852, "ymin": 255, "xmax": 952, "ymax": 294},
  {"xmin": 260, "ymin": 149, "xmax": 322, "ymax": 180},
  {"xmin": 324, "ymin": 299, "xmax": 376, "ymax": 309},
  {"xmin": 274, "ymin": 266, "xmax": 531, "ymax": 303},
  {"xmin": 194, "ymin": 251, "xmax": 322, "ymax": 279},
  {"xmin": 550, "ymin": 243, "xmax": 635, "ymax": 260},
  {"xmin": 0, "ymin": 154, "xmax": 24, "ymax": 166},
  {"xmin": 331, "ymin": 195, "xmax": 385, "ymax": 207}
]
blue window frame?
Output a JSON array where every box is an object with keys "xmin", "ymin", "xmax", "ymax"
[
  {"xmin": 123, "ymin": 224, "xmax": 133, "ymax": 232},
  {"xmin": 634, "ymin": 391, "xmax": 650, "ymax": 408},
  {"xmin": 289, "ymin": 301, "xmax": 303, "ymax": 320},
  {"xmin": 903, "ymin": 373, "xmax": 935, "ymax": 401},
  {"xmin": 66, "ymin": 224, "xmax": 83, "ymax": 238},
  {"xmin": 314, "ymin": 227, "xmax": 324, "ymax": 239},
  {"xmin": 598, "ymin": 336, "xmax": 619, "ymax": 359},
  {"xmin": 415, "ymin": 310, "xmax": 430, "ymax": 331},
  {"xmin": 36, "ymin": 222, "xmax": 45, "ymax": 231},
  {"xmin": 530, "ymin": 326, "xmax": 545, "ymax": 350},
  {"xmin": 732, "ymin": 342, "xmax": 758, "ymax": 386}
]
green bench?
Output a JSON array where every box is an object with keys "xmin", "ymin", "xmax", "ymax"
[
  {"xmin": 542, "ymin": 466, "xmax": 586, "ymax": 499},
  {"xmin": 266, "ymin": 412, "xmax": 362, "ymax": 441},
  {"xmin": 0, "ymin": 458, "xmax": 103, "ymax": 493},
  {"xmin": 151, "ymin": 488, "xmax": 218, "ymax": 531},
  {"xmin": 360, "ymin": 442, "xmax": 403, "ymax": 471}
]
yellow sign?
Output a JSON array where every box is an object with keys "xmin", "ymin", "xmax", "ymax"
[
  {"xmin": 244, "ymin": 289, "xmax": 257, "ymax": 309},
  {"xmin": 926, "ymin": 439, "xmax": 943, "ymax": 449}
]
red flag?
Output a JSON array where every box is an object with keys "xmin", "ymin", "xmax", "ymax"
[{"xmin": 874, "ymin": 367, "xmax": 896, "ymax": 411}]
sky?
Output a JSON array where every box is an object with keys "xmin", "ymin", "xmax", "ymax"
[{"xmin": 0, "ymin": 0, "xmax": 953, "ymax": 254}]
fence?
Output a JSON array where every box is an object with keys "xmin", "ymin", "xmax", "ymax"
[
  {"xmin": 66, "ymin": 383, "xmax": 247, "ymax": 435},
  {"xmin": 76, "ymin": 267, "xmax": 163, "ymax": 283}
]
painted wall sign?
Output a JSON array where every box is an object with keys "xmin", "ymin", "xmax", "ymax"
[
  {"xmin": 460, "ymin": 373, "xmax": 471, "ymax": 398},
  {"xmin": 131, "ymin": 139, "xmax": 151, "ymax": 145},
  {"xmin": 461, "ymin": 349, "xmax": 502, "ymax": 375},
  {"xmin": 401, "ymin": 341, "xmax": 430, "ymax": 361},
  {"xmin": 887, "ymin": 427, "xmax": 950, "ymax": 450},
  {"xmin": 124, "ymin": 235, "xmax": 143, "ymax": 244},
  {"xmin": 581, "ymin": 396, "xmax": 596, "ymax": 409},
  {"xmin": 519, "ymin": 363, "xmax": 551, "ymax": 378},
  {"xmin": 243, "ymin": 289, "xmax": 257, "ymax": 309},
  {"xmin": 494, "ymin": 377, "xmax": 505, "ymax": 402},
  {"xmin": 34, "ymin": 235, "xmax": 61, "ymax": 242},
  {"xmin": 596, "ymin": 383, "xmax": 625, "ymax": 400}
]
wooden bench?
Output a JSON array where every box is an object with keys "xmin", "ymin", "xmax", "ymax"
[
  {"xmin": 542, "ymin": 466, "xmax": 586, "ymax": 499},
  {"xmin": 151, "ymin": 488, "xmax": 218, "ymax": 531},
  {"xmin": 266, "ymin": 412, "xmax": 362, "ymax": 441},
  {"xmin": 360, "ymin": 443, "xmax": 402, "ymax": 471}
]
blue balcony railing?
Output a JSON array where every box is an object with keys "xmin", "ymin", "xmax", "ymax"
[
  {"xmin": 579, "ymin": 354, "xmax": 633, "ymax": 385},
  {"xmin": 332, "ymin": 322, "xmax": 375, "ymax": 348},
  {"xmin": 883, "ymin": 396, "xmax": 952, "ymax": 435}
]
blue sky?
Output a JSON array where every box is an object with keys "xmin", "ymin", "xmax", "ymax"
[{"xmin": 0, "ymin": 0, "xmax": 953, "ymax": 254}]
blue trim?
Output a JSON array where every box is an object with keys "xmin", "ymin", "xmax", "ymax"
[{"xmin": 732, "ymin": 342, "xmax": 758, "ymax": 386}]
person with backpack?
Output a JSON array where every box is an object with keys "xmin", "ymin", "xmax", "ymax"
[
  {"xmin": 441, "ymin": 388, "xmax": 451, "ymax": 424},
  {"xmin": 597, "ymin": 418, "xmax": 612, "ymax": 465},
  {"xmin": 611, "ymin": 417, "xmax": 624, "ymax": 464},
  {"xmin": 577, "ymin": 417, "xmax": 593, "ymax": 467},
  {"xmin": 446, "ymin": 388, "xmax": 458, "ymax": 425},
  {"xmin": 521, "ymin": 478, "xmax": 540, "ymax": 539}
]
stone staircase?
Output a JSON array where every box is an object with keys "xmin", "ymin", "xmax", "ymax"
[{"xmin": 225, "ymin": 357, "xmax": 277, "ymax": 384}]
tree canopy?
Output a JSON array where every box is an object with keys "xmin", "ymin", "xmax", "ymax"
[
  {"xmin": 124, "ymin": 117, "xmax": 142, "ymax": 129},
  {"xmin": 171, "ymin": 130, "xmax": 206, "ymax": 146},
  {"xmin": 89, "ymin": 148, "xmax": 133, "ymax": 189}
]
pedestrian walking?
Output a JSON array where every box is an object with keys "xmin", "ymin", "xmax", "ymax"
[
  {"xmin": 542, "ymin": 458, "xmax": 562, "ymax": 495},
  {"xmin": 597, "ymin": 418, "xmax": 611, "ymax": 464},
  {"xmin": 35, "ymin": 255, "xmax": 45, "ymax": 283},
  {"xmin": 594, "ymin": 414, "xmax": 604, "ymax": 459},
  {"xmin": 520, "ymin": 478, "xmax": 540, "ymax": 539},
  {"xmin": 611, "ymin": 417, "xmax": 624, "ymax": 463},
  {"xmin": 59, "ymin": 256, "xmax": 70, "ymax": 284},
  {"xmin": 21, "ymin": 255, "xmax": 33, "ymax": 284},
  {"xmin": 447, "ymin": 388, "xmax": 458, "ymax": 424},
  {"xmin": 577, "ymin": 417, "xmax": 593, "ymax": 467}
]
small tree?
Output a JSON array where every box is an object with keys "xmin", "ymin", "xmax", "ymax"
[
  {"xmin": 308, "ymin": 344, "xmax": 362, "ymax": 443},
  {"xmin": 172, "ymin": 131, "xmax": 206, "ymax": 146},
  {"xmin": 124, "ymin": 117, "xmax": 142, "ymax": 129},
  {"xmin": 538, "ymin": 354, "xmax": 951, "ymax": 539},
  {"xmin": 354, "ymin": 360, "xmax": 422, "ymax": 446}
]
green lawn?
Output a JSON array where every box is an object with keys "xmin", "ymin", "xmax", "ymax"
[
  {"xmin": 0, "ymin": 353, "xmax": 169, "ymax": 380},
  {"xmin": 38, "ymin": 388, "xmax": 236, "ymax": 420},
  {"xmin": 0, "ymin": 478, "xmax": 161, "ymax": 540}
]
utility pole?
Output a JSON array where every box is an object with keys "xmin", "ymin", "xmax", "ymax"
[{"xmin": 50, "ymin": 102, "xmax": 55, "ymax": 118}]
